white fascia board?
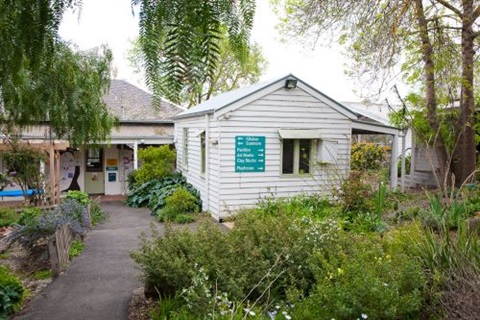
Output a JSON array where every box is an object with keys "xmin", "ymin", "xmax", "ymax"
[
  {"xmin": 352, "ymin": 120, "xmax": 400, "ymax": 135},
  {"xmin": 214, "ymin": 81, "xmax": 285, "ymax": 120}
]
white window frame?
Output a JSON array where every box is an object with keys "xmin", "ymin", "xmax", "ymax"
[{"xmin": 281, "ymin": 139, "xmax": 314, "ymax": 175}]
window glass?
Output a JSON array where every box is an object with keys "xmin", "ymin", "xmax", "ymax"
[
  {"xmin": 86, "ymin": 148, "xmax": 102, "ymax": 172},
  {"xmin": 282, "ymin": 139, "xmax": 294, "ymax": 174},
  {"xmin": 299, "ymin": 139, "xmax": 311, "ymax": 174}
]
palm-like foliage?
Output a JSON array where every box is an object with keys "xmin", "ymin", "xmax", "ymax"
[{"xmin": 132, "ymin": 0, "xmax": 256, "ymax": 105}]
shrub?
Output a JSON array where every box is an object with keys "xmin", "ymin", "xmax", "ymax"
[
  {"xmin": 3, "ymin": 146, "xmax": 46, "ymax": 204},
  {"xmin": 125, "ymin": 173, "xmax": 201, "ymax": 215},
  {"xmin": 257, "ymin": 194, "xmax": 339, "ymax": 220},
  {"xmin": 69, "ymin": 240, "xmax": 86, "ymax": 260},
  {"xmin": 5, "ymin": 199, "xmax": 90, "ymax": 249},
  {"xmin": 157, "ymin": 187, "xmax": 200, "ymax": 222},
  {"xmin": 18, "ymin": 207, "xmax": 42, "ymax": 226},
  {"xmin": 335, "ymin": 171, "xmax": 374, "ymax": 215},
  {"xmin": 132, "ymin": 210, "xmax": 428, "ymax": 319},
  {"xmin": 66, "ymin": 190, "xmax": 90, "ymax": 205},
  {"xmin": 135, "ymin": 146, "xmax": 176, "ymax": 185},
  {"xmin": 89, "ymin": 197, "xmax": 107, "ymax": 226},
  {"xmin": 292, "ymin": 230, "xmax": 426, "ymax": 319},
  {"xmin": 132, "ymin": 212, "xmax": 341, "ymax": 308},
  {"xmin": 173, "ymin": 214, "xmax": 195, "ymax": 224},
  {"xmin": 351, "ymin": 142, "xmax": 386, "ymax": 171},
  {"xmin": 127, "ymin": 170, "xmax": 138, "ymax": 191},
  {"xmin": 0, "ymin": 265, "xmax": 25, "ymax": 318},
  {"xmin": 0, "ymin": 207, "xmax": 19, "ymax": 227},
  {"xmin": 411, "ymin": 221, "xmax": 480, "ymax": 318}
]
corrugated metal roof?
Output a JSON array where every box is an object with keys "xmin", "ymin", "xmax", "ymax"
[
  {"xmin": 104, "ymin": 80, "xmax": 184, "ymax": 121},
  {"xmin": 175, "ymin": 75, "xmax": 289, "ymax": 118},
  {"xmin": 174, "ymin": 74, "xmax": 400, "ymax": 128},
  {"xmin": 342, "ymin": 101, "xmax": 399, "ymax": 126}
]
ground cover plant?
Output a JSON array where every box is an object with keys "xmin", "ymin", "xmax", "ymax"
[
  {"xmin": 0, "ymin": 191, "xmax": 108, "ymax": 317},
  {"xmin": 0, "ymin": 265, "xmax": 26, "ymax": 318},
  {"xmin": 126, "ymin": 172, "xmax": 201, "ymax": 223},
  {"xmin": 132, "ymin": 176, "xmax": 480, "ymax": 319}
]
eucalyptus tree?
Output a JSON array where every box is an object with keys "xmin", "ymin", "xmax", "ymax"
[
  {"xmin": 128, "ymin": 33, "xmax": 267, "ymax": 107},
  {"xmin": 132, "ymin": 0, "xmax": 256, "ymax": 105},
  {"xmin": 273, "ymin": 0, "xmax": 480, "ymax": 186}
]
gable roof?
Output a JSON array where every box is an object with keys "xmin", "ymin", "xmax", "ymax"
[
  {"xmin": 174, "ymin": 74, "xmax": 358, "ymax": 120},
  {"xmin": 104, "ymin": 80, "xmax": 184, "ymax": 122}
]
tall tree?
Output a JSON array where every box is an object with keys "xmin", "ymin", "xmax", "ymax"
[
  {"xmin": 0, "ymin": 0, "xmax": 79, "ymax": 97},
  {"xmin": 132, "ymin": 0, "xmax": 256, "ymax": 104},
  {"xmin": 128, "ymin": 33, "xmax": 268, "ymax": 107},
  {"xmin": 1, "ymin": 42, "xmax": 117, "ymax": 146},
  {"xmin": 273, "ymin": 0, "xmax": 480, "ymax": 186},
  {"xmin": 0, "ymin": 0, "xmax": 117, "ymax": 146}
]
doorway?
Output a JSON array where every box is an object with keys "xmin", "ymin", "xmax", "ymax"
[{"xmin": 84, "ymin": 147, "xmax": 105, "ymax": 195}]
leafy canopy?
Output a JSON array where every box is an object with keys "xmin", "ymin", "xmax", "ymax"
[
  {"xmin": 129, "ymin": 32, "xmax": 267, "ymax": 107},
  {"xmin": 132, "ymin": 0, "xmax": 256, "ymax": 104},
  {"xmin": 1, "ymin": 42, "xmax": 117, "ymax": 146},
  {"xmin": 0, "ymin": 1, "xmax": 117, "ymax": 146},
  {"xmin": 128, "ymin": 30, "xmax": 267, "ymax": 107}
]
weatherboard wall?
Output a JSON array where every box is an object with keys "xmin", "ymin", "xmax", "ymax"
[
  {"xmin": 175, "ymin": 115, "xmax": 220, "ymax": 215},
  {"xmin": 175, "ymin": 86, "xmax": 353, "ymax": 219},
  {"xmin": 215, "ymin": 87, "xmax": 351, "ymax": 218}
]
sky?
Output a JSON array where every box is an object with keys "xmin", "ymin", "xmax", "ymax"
[{"xmin": 59, "ymin": 0, "xmax": 363, "ymax": 102}]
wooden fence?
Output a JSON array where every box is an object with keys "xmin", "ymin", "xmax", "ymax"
[
  {"xmin": 48, "ymin": 224, "xmax": 74, "ymax": 277},
  {"xmin": 48, "ymin": 204, "xmax": 91, "ymax": 277}
]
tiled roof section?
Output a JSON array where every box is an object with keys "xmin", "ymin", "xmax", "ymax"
[{"xmin": 103, "ymin": 80, "xmax": 184, "ymax": 121}]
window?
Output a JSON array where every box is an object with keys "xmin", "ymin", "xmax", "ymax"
[
  {"xmin": 86, "ymin": 148, "xmax": 103, "ymax": 172},
  {"xmin": 182, "ymin": 128, "xmax": 188, "ymax": 168},
  {"xmin": 282, "ymin": 139, "xmax": 312, "ymax": 174},
  {"xmin": 200, "ymin": 131, "xmax": 206, "ymax": 174}
]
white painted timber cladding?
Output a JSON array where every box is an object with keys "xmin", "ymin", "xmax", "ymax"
[
  {"xmin": 175, "ymin": 87, "xmax": 353, "ymax": 219},
  {"xmin": 175, "ymin": 116, "xmax": 220, "ymax": 215},
  {"xmin": 217, "ymin": 87, "xmax": 351, "ymax": 218}
]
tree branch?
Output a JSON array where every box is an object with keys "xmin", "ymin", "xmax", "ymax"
[
  {"xmin": 435, "ymin": 0, "xmax": 462, "ymax": 17},
  {"xmin": 473, "ymin": 6, "xmax": 480, "ymax": 21}
]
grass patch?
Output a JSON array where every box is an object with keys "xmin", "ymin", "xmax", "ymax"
[
  {"xmin": 90, "ymin": 198, "xmax": 107, "ymax": 226},
  {"xmin": 32, "ymin": 270, "xmax": 52, "ymax": 280},
  {"xmin": 68, "ymin": 240, "xmax": 86, "ymax": 260}
]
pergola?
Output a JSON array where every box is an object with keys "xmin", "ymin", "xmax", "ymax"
[
  {"xmin": 352, "ymin": 120, "xmax": 408, "ymax": 190},
  {"xmin": 0, "ymin": 140, "xmax": 69, "ymax": 204}
]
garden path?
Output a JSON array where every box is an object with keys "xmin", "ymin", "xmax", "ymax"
[{"xmin": 13, "ymin": 201, "xmax": 161, "ymax": 320}]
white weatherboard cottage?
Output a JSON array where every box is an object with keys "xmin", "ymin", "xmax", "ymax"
[{"xmin": 174, "ymin": 75, "xmax": 400, "ymax": 220}]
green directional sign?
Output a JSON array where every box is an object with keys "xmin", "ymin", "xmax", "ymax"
[{"xmin": 235, "ymin": 136, "xmax": 266, "ymax": 173}]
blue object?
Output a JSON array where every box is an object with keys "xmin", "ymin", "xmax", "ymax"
[{"xmin": 0, "ymin": 189, "xmax": 41, "ymax": 197}]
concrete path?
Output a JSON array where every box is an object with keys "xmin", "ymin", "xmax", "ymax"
[{"xmin": 14, "ymin": 201, "xmax": 161, "ymax": 320}]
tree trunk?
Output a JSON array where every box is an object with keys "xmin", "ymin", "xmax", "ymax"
[
  {"xmin": 414, "ymin": 0, "xmax": 450, "ymax": 188},
  {"xmin": 454, "ymin": 0, "xmax": 477, "ymax": 185}
]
